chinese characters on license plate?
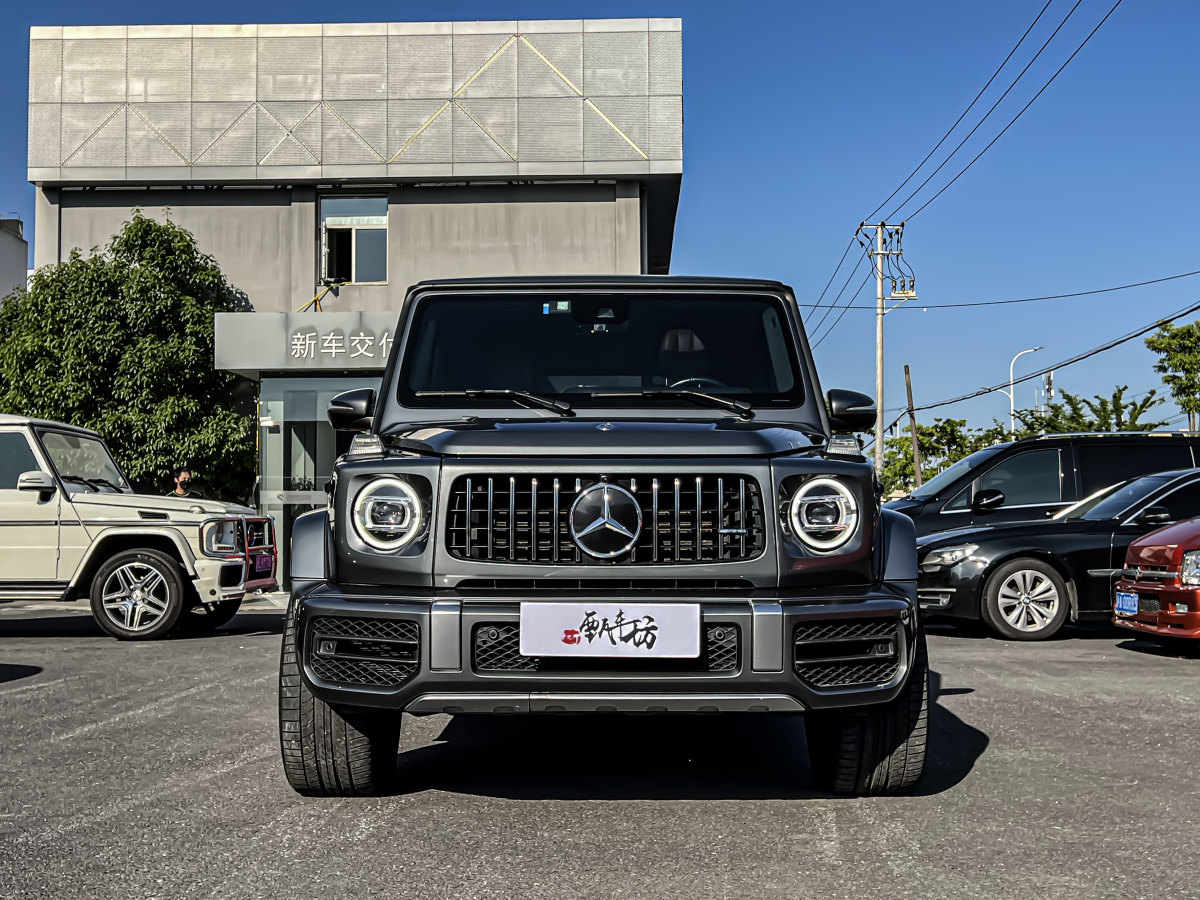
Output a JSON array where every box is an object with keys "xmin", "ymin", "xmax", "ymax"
[
  {"xmin": 1114, "ymin": 591, "xmax": 1139, "ymax": 616},
  {"xmin": 254, "ymin": 555, "xmax": 273, "ymax": 573},
  {"xmin": 519, "ymin": 603, "xmax": 701, "ymax": 658}
]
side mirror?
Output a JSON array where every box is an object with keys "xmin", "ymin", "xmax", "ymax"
[
  {"xmin": 328, "ymin": 388, "xmax": 376, "ymax": 432},
  {"xmin": 1137, "ymin": 505, "xmax": 1171, "ymax": 527},
  {"xmin": 17, "ymin": 471, "xmax": 56, "ymax": 495},
  {"xmin": 972, "ymin": 488, "xmax": 1005, "ymax": 512},
  {"xmin": 826, "ymin": 389, "xmax": 876, "ymax": 432}
]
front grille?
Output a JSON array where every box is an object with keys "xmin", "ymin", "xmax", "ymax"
[
  {"xmin": 1139, "ymin": 595, "xmax": 1161, "ymax": 614},
  {"xmin": 472, "ymin": 622, "xmax": 740, "ymax": 674},
  {"xmin": 1123, "ymin": 566, "xmax": 1175, "ymax": 583},
  {"xmin": 308, "ymin": 616, "xmax": 420, "ymax": 688},
  {"xmin": 455, "ymin": 578, "xmax": 756, "ymax": 594},
  {"xmin": 446, "ymin": 473, "xmax": 765, "ymax": 565},
  {"xmin": 793, "ymin": 618, "xmax": 900, "ymax": 689}
]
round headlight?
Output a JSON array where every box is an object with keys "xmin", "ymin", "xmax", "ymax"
[
  {"xmin": 352, "ymin": 477, "xmax": 424, "ymax": 551},
  {"xmin": 788, "ymin": 477, "xmax": 859, "ymax": 552}
]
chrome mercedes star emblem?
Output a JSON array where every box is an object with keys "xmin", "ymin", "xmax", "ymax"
[{"xmin": 569, "ymin": 483, "xmax": 643, "ymax": 558}]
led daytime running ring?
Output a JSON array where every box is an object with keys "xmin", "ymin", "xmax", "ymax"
[
  {"xmin": 352, "ymin": 476, "xmax": 424, "ymax": 551},
  {"xmin": 789, "ymin": 477, "xmax": 859, "ymax": 552}
]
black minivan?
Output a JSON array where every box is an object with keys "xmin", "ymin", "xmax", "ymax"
[{"xmin": 886, "ymin": 432, "xmax": 1200, "ymax": 537}]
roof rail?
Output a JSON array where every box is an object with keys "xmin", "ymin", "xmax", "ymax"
[{"xmin": 1024, "ymin": 431, "xmax": 1198, "ymax": 440}]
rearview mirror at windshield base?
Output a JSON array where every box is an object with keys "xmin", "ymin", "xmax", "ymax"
[{"xmin": 826, "ymin": 389, "xmax": 876, "ymax": 432}]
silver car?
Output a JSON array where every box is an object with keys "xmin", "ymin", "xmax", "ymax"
[{"xmin": 0, "ymin": 414, "xmax": 277, "ymax": 639}]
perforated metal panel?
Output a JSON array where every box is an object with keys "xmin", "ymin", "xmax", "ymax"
[
  {"xmin": 29, "ymin": 40, "xmax": 62, "ymax": 103},
  {"xmin": 584, "ymin": 30, "xmax": 648, "ymax": 97},
  {"xmin": 127, "ymin": 38, "xmax": 190, "ymax": 103},
  {"xmin": 518, "ymin": 33, "xmax": 583, "ymax": 97},
  {"xmin": 323, "ymin": 35, "xmax": 387, "ymax": 100},
  {"xmin": 29, "ymin": 20, "xmax": 682, "ymax": 179}
]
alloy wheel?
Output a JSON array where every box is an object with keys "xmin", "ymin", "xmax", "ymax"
[
  {"xmin": 100, "ymin": 562, "xmax": 170, "ymax": 633},
  {"xmin": 996, "ymin": 569, "xmax": 1060, "ymax": 632}
]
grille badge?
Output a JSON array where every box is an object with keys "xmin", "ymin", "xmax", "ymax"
[{"xmin": 569, "ymin": 483, "xmax": 643, "ymax": 558}]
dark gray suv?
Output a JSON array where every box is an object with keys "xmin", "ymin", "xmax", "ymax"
[{"xmin": 278, "ymin": 276, "xmax": 927, "ymax": 797}]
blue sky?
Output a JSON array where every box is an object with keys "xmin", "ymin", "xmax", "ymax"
[{"xmin": 2, "ymin": 0, "xmax": 1197, "ymax": 433}]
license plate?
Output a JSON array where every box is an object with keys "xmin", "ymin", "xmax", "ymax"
[
  {"xmin": 254, "ymin": 555, "xmax": 273, "ymax": 574},
  {"xmin": 519, "ymin": 602, "xmax": 700, "ymax": 658},
  {"xmin": 1115, "ymin": 591, "xmax": 1139, "ymax": 616}
]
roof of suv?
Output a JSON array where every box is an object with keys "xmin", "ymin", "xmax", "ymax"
[
  {"xmin": 0, "ymin": 413, "xmax": 102, "ymax": 439},
  {"xmin": 1020, "ymin": 432, "xmax": 1200, "ymax": 442},
  {"xmin": 409, "ymin": 274, "xmax": 792, "ymax": 292}
]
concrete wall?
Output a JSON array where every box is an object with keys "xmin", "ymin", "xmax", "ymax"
[
  {"xmin": 36, "ymin": 182, "xmax": 642, "ymax": 313},
  {"xmin": 0, "ymin": 222, "xmax": 29, "ymax": 297}
]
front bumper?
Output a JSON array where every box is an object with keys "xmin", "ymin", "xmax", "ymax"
[
  {"xmin": 1113, "ymin": 579, "xmax": 1200, "ymax": 640},
  {"xmin": 292, "ymin": 582, "xmax": 919, "ymax": 714}
]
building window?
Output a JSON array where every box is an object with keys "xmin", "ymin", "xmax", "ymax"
[{"xmin": 320, "ymin": 196, "xmax": 387, "ymax": 284}]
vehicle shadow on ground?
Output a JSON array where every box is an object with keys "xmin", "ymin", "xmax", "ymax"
[
  {"xmin": 393, "ymin": 668, "xmax": 987, "ymax": 800},
  {"xmin": 1116, "ymin": 637, "xmax": 1200, "ymax": 659},
  {"xmin": 927, "ymin": 621, "xmax": 1121, "ymax": 642},
  {"xmin": 0, "ymin": 610, "xmax": 284, "ymax": 639},
  {"xmin": 0, "ymin": 663, "xmax": 43, "ymax": 685}
]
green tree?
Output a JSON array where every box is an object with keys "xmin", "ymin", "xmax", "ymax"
[
  {"xmin": 0, "ymin": 211, "xmax": 254, "ymax": 501},
  {"xmin": 1145, "ymin": 321, "xmax": 1200, "ymax": 430},
  {"xmin": 1014, "ymin": 385, "xmax": 1167, "ymax": 434},
  {"xmin": 881, "ymin": 417, "xmax": 998, "ymax": 496}
]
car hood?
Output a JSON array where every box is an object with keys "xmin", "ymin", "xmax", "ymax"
[
  {"xmin": 70, "ymin": 492, "xmax": 252, "ymax": 519},
  {"xmin": 1126, "ymin": 518, "xmax": 1200, "ymax": 568},
  {"xmin": 883, "ymin": 496, "xmax": 925, "ymax": 517},
  {"xmin": 379, "ymin": 418, "xmax": 825, "ymax": 458},
  {"xmin": 916, "ymin": 518, "xmax": 1097, "ymax": 550}
]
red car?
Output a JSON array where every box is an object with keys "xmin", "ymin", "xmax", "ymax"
[{"xmin": 1114, "ymin": 518, "xmax": 1200, "ymax": 643}]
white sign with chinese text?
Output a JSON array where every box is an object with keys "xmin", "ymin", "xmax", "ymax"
[{"xmin": 519, "ymin": 602, "xmax": 701, "ymax": 658}]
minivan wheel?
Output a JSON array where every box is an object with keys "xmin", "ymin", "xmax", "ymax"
[
  {"xmin": 89, "ymin": 548, "xmax": 187, "ymax": 640},
  {"xmin": 278, "ymin": 602, "xmax": 401, "ymax": 796},
  {"xmin": 805, "ymin": 625, "xmax": 929, "ymax": 796},
  {"xmin": 981, "ymin": 558, "xmax": 1070, "ymax": 641}
]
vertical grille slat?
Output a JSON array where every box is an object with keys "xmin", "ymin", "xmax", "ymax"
[{"xmin": 448, "ymin": 473, "xmax": 764, "ymax": 566}]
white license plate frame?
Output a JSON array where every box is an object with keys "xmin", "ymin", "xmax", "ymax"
[{"xmin": 518, "ymin": 602, "xmax": 701, "ymax": 658}]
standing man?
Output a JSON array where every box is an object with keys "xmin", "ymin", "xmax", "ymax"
[{"xmin": 167, "ymin": 466, "xmax": 202, "ymax": 498}]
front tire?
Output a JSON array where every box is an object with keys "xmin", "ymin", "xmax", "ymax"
[
  {"xmin": 981, "ymin": 558, "xmax": 1070, "ymax": 641},
  {"xmin": 89, "ymin": 549, "xmax": 187, "ymax": 640},
  {"xmin": 278, "ymin": 602, "xmax": 401, "ymax": 796},
  {"xmin": 806, "ymin": 625, "xmax": 929, "ymax": 796}
]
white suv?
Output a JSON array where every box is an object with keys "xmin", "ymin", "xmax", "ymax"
[{"xmin": 0, "ymin": 414, "xmax": 277, "ymax": 639}]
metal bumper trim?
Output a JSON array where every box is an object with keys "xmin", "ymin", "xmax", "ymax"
[{"xmin": 405, "ymin": 692, "xmax": 807, "ymax": 715}]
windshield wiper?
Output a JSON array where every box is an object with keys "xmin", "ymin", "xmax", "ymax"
[
  {"xmin": 86, "ymin": 477, "xmax": 126, "ymax": 492},
  {"xmin": 591, "ymin": 390, "xmax": 754, "ymax": 420},
  {"xmin": 415, "ymin": 390, "xmax": 574, "ymax": 417},
  {"xmin": 58, "ymin": 474, "xmax": 99, "ymax": 492}
]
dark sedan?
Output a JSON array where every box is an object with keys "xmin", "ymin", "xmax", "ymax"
[{"xmin": 917, "ymin": 468, "xmax": 1200, "ymax": 640}]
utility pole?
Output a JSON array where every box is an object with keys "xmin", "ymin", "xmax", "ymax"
[
  {"xmin": 857, "ymin": 222, "xmax": 917, "ymax": 474},
  {"xmin": 905, "ymin": 364, "xmax": 922, "ymax": 487}
]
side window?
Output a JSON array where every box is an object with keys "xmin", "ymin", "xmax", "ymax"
[
  {"xmin": 978, "ymin": 449, "xmax": 1061, "ymax": 506},
  {"xmin": 0, "ymin": 433, "xmax": 41, "ymax": 489},
  {"xmin": 944, "ymin": 486, "xmax": 970, "ymax": 510},
  {"xmin": 1078, "ymin": 443, "xmax": 1193, "ymax": 496},
  {"xmin": 1155, "ymin": 481, "xmax": 1200, "ymax": 522}
]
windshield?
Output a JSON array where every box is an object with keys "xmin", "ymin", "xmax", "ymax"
[
  {"xmin": 908, "ymin": 446, "xmax": 1006, "ymax": 501},
  {"xmin": 399, "ymin": 292, "xmax": 804, "ymax": 411},
  {"xmin": 1055, "ymin": 474, "xmax": 1175, "ymax": 521},
  {"xmin": 38, "ymin": 430, "xmax": 130, "ymax": 493}
]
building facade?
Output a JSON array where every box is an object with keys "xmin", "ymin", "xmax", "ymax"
[
  {"xmin": 28, "ymin": 19, "xmax": 683, "ymax": 562},
  {"xmin": 0, "ymin": 218, "xmax": 28, "ymax": 297}
]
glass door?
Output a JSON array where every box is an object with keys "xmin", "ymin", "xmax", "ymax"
[{"xmin": 258, "ymin": 376, "xmax": 381, "ymax": 584}]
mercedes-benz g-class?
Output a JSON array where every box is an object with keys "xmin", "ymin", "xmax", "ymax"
[{"xmin": 279, "ymin": 276, "xmax": 926, "ymax": 797}]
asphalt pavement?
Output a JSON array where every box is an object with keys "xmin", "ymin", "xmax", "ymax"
[{"xmin": 1, "ymin": 603, "xmax": 1196, "ymax": 900}]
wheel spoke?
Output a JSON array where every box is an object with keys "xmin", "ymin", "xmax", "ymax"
[
  {"xmin": 1029, "ymin": 578, "xmax": 1055, "ymax": 600},
  {"xmin": 1003, "ymin": 603, "xmax": 1025, "ymax": 627},
  {"xmin": 141, "ymin": 570, "xmax": 165, "ymax": 594}
]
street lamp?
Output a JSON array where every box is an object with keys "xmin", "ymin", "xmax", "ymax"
[{"xmin": 1002, "ymin": 346, "xmax": 1043, "ymax": 439}]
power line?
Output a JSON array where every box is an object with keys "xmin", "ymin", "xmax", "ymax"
[
  {"xmin": 811, "ymin": 267, "xmax": 875, "ymax": 350},
  {"xmin": 885, "ymin": 0, "xmax": 1088, "ymax": 220},
  {"xmin": 806, "ymin": 244, "xmax": 870, "ymax": 337},
  {"xmin": 905, "ymin": 0, "xmax": 1126, "ymax": 221},
  {"xmin": 888, "ymin": 295, "xmax": 1200, "ymax": 428},
  {"xmin": 794, "ymin": 267, "xmax": 1200, "ymax": 310},
  {"xmin": 809, "ymin": 237, "xmax": 858, "ymax": 314},
  {"xmin": 864, "ymin": 0, "xmax": 1055, "ymax": 222}
]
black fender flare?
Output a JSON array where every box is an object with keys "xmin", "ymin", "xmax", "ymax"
[
  {"xmin": 879, "ymin": 507, "xmax": 917, "ymax": 583},
  {"xmin": 290, "ymin": 509, "xmax": 334, "ymax": 593}
]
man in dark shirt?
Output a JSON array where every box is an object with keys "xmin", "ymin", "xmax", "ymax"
[{"xmin": 167, "ymin": 466, "xmax": 202, "ymax": 498}]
